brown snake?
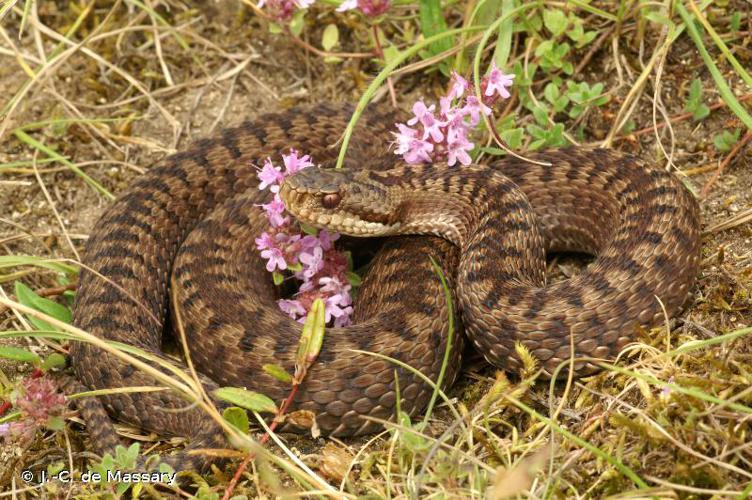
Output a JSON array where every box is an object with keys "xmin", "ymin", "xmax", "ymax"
[{"xmin": 69, "ymin": 103, "xmax": 701, "ymax": 471}]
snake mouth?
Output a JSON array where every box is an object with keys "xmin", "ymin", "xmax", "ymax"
[{"xmin": 279, "ymin": 183, "xmax": 400, "ymax": 236}]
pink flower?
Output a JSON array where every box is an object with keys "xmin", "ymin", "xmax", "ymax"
[
  {"xmin": 461, "ymin": 95, "xmax": 492, "ymax": 126},
  {"xmin": 299, "ymin": 234, "xmax": 321, "ymax": 253},
  {"xmin": 408, "ymin": 101, "xmax": 445, "ymax": 142},
  {"xmin": 393, "ymin": 124, "xmax": 434, "ymax": 164},
  {"xmin": 336, "ymin": 0, "xmax": 358, "ymax": 11},
  {"xmin": 318, "ymin": 276, "xmax": 348, "ymax": 295},
  {"xmin": 255, "ymin": 151, "xmax": 358, "ymax": 326},
  {"xmin": 402, "ymin": 138, "xmax": 434, "ymax": 164},
  {"xmin": 393, "ymin": 64, "xmax": 514, "ymax": 166},
  {"xmin": 258, "ymin": 0, "xmax": 314, "ymax": 21},
  {"xmin": 255, "ymin": 231, "xmax": 276, "ymax": 252},
  {"xmin": 483, "ymin": 62, "xmax": 515, "ymax": 100},
  {"xmin": 446, "ymin": 131, "xmax": 474, "ymax": 167},
  {"xmin": 261, "ymin": 247, "xmax": 287, "ymax": 272},
  {"xmin": 256, "ymin": 232, "xmax": 300, "ymax": 272},
  {"xmin": 261, "ymin": 195, "xmax": 289, "ymax": 228},
  {"xmin": 278, "ymin": 299, "xmax": 307, "ymax": 321},
  {"xmin": 325, "ymin": 292, "xmax": 353, "ymax": 326},
  {"xmin": 449, "ymin": 71, "xmax": 469, "ymax": 100},
  {"xmin": 283, "ymin": 150, "xmax": 314, "ymax": 176},
  {"xmin": 299, "ymin": 245, "xmax": 324, "ymax": 279},
  {"xmin": 339, "ymin": 0, "xmax": 390, "ymax": 15},
  {"xmin": 15, "ymin": 377, "xmax": 66, "ymax": 423},
  {"xmin": 258, "ymin": 159, "xmax": 285, "ymax": 192},
  {"xmin": 317, "ymin": 230, "xmax": 339, "ymax": 251}
]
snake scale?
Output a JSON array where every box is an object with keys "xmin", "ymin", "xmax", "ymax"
[{"xmin": 69, "ymin": 103, "xmax": 701, "ymax": 472}]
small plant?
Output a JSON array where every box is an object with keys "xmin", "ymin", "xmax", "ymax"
[
  {"xmin": 0, "ymin": 374, "xmax": 67, "ymax": 442},
  {"xmin": 565, "ymin": 81, "xmax": 609, "ymax": 118},
  {"xmin": 713, "ymin": 128, "xmax": 741, "ymax": 152},
  {"xmin": 88, "ymin": 443, "xmax": 176, "ymax": 496},
  {"xmin": 684, "ymin": 78, "xmax": 710, "ymax": 121}
]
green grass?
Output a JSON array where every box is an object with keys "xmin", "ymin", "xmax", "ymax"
[{"xmin": 1, "ymin": 0, "xmax": 751, "ymax": 497}]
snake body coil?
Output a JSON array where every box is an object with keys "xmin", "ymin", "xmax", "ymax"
[{"xmin": 70, "ymin": 104, "xmax": 700, "ymax": 471}]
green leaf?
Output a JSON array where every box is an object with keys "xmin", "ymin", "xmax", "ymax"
[
  {"xmin": 41, "ymin": 352, "xmax": 66, "ymax": 371},
  {"xmin": 532, "ymin": 105, "xmax": 549, "ymax": 126},
  {"xmin": 223, "ymin": 406, "xmax": 250, "ymax": 435},
  {"xmin": 543, "ymin": 9, "xmax": 568, "ymax": 37},
  {"xmin": 117, "ymin": 443, "xmax": 140, "ymax": 469},
  {"xmin": 643, "ymin": 9, "xmax": 675, "ymax": 31},
  {"xmin": 214, "ymin": 387, "xmax": 278, "ymax": 414},
  {"xmin": 0, "ymin": 255, "xmax": 78, "ymax": 275},
  {"xmin": 46, "ymin": 415, "xmax": 65, "ymax": 431},
  {"xmin": 47, "ymin": 461, "xmax": 65, "ymax": 476},
  {"xmin": 159, "ymin": 462, "xmax": 175, "ymax": 475},
  {"xmin": 268, "ymin": 22, "xmax": 282, "ymax": 34},
  {"xmin": 396, "ymin": 411, "xmax": 429, "ymax": 451},
  {"xmin": 300, "ymin": 222, "xmax": 319, "ymax": 236},
  {"xmin": 419, "ymin": 0, "xmax": 452, "ymax": 73},
  {"xmin": 0, "ymin": 346, "xmax": 40, "ymax": 364},
  {"xmin": 713, "ymin": 129, "xmax": 741, "ymax": 152},
  {"xmin": 499, "ymin": 128, "xmax": 524, "ymax": 149},
  {"xmin": 263, "ymin": 363, "xmax": 293, "ymax": 384},
  {"xmin": 321, "ymin": 24, "xmax": 339, "ymax": 52},
  {"xmin": 730, "ymin": 12, "xmax": 741, "ymax": 31},
  {"xmin": 543, "ymin": 82, "xmax": 559, "ymax": 104},
  {"xmin": 116, "ymin": 482, "xmax": 131, "ymax": 496},
  {"xmin": 346, "ymin": 271, "xmax": 362, "ymax": 288},
  {"xmin": 296, "ymin": 298, "xmax": 326, "ymax": 366},
  {"xmin": 381, "ymin": 44, "xmax": 401, "ymax": 65},
  {"xmin": 685, "ymin": 78, "xmax": 709, "ymax": 121},
  {"xmin": 272, "ymin": 272, "xmax": 284, "ymax": 286},
  {"xmin": 287, "ymin": 262, "xmax": 303, "ymax": 272},
  {"xmin": 692, "ymin": 104, "xmax": 710, "ymax": 121},
  {"xmin": 14, "ymin": 282, "xmax": 71, "ymax": 331},
  {"xmin": 492, "ymin": 0, "xmax": 516, "ymax": 70},
  {"xmin": 288, "ymin": 9, "xmax": 306, "ymax": 37}
]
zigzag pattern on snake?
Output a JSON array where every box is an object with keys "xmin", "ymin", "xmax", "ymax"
[{"xmin": 69, "ymin": 103, "xmax": 701, "ymax": 471}]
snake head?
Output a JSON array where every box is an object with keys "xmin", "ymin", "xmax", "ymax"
[{"xmin": 279, "ymin": 167, "xmax": 401, "ymax": 236}]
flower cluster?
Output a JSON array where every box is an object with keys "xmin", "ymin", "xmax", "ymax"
[
  {"xmin": 0, "ymin": 376, "xmax": 67, "ymax": 442},
  {"xmin": 259, "ymin": 0, "xmax": 389, "ymax": 21},
  {"xmin": 337, "ymin": 0, "xmax": 391, "ymax": 16},
  {"xmin": 258, "ymin": 0, "xmax": 314, "ymax": 21},
  {"xmin": 255, "ymin": 151, "xmax": 354, "ymax": 327},
  {"xmin": 393, "ymin": 62, "xmax": 515, "ymax": 166}
]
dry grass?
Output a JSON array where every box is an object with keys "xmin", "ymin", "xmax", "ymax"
[{"xmin": 1, "ymin": 0, "xmax": 751, "ymax": 498}]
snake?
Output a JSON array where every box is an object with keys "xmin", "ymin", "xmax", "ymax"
[{"xmin": 68, "ymin": 103, "xmax": 701, "ymax": 472}]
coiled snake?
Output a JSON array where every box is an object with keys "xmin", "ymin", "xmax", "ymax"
[{"xmin": 69, "ymin": 103, "xmax": 701, "ymax": 471}]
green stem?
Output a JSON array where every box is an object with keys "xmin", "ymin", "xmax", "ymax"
[
  {"xmin": 422, "ymin": 257, "xmax": 454, "ymax": 423},
  {"xmin": 507, "ymin": 396, "xmax": 649, "ymax": 489},
  {"xmin": 472, "ymin": 3, "xmax": 537, "ymax": 98},
  {"xmin": 676, "ymin": 2, "xmax": 752, "ymax": 130},
  {"xmin": 685, "ymin": 0, "xmax": 752, "ymax": 88}
]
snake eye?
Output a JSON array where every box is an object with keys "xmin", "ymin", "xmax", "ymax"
[{"xmin": 322, "ymin": 193, "xmax": 341, "ymax": 209}]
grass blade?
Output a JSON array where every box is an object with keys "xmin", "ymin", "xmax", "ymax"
[
  {"xmin": 676, "ymin": 2, "xmax": 752, "ymax": 131},
  {"xmin": 13, "ymin": 129, "xmax": 115, "ymax": 200}
]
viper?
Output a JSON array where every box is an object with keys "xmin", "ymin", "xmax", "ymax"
[{"xmin": 69, "ymin": 103, "xmax": 701, "ymax": 471}]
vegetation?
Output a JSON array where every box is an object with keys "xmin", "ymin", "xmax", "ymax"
[{"xmin": 1, "ymin": 0, "xmax": 751, "ymax": 497}]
